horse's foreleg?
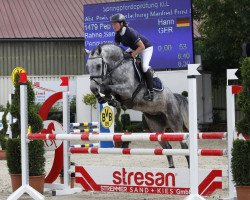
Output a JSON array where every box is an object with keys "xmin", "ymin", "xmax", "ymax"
[
  {"xmin": 99, "ymin": 84, "xmax": 131, "ymax": 108},
  {"xmin": 90, "ymin": 83, "xmax": 107, "ymax": 104},
  {"xmin": 91, "ymin": 84, "xmax": 120, "ymax": 108},
  {"xmin": 106, "ymin": 97, "xmax": 121, "ymax": 108},
  {"xmin": 96, "ymin": 93, "xmax": 107, "ymax": 104},
  {"xmin": 105, "ymin": 84, "xmax": 132, "ymax": 97}
]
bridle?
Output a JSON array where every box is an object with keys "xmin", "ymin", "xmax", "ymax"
[
  {"xmin": 88, "ymin": 54, "xmax": 144, "ymax": 108},
  {"xmin": 88, "ymin": 56, "xmax": 107, "ymax": 85},
  {"xmin": 88, "ymin": 55, "xmax": 127, "ymax": 86}
]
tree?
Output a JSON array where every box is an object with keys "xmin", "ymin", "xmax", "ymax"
[
  {"xmin": 10, "ymin": 74, "xmax": 43, "ymax": 138},
  {"xmin": 82, "ymin": 93, "xmax": 97, "ymax": 121},
  {"xmin": 6, "ymin": 73, "xmax": 45, "ymax": 183},
  {"xmin": 193, "ymin": 0, "xmax": 250, "ymax": 85},
  {"xmin": 236, "ymin": 58, "xmax": 250, "ymax": 135}
]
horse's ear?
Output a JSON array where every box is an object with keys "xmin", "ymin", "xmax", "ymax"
[
  {"xmin": 84, "ymin": 49, "xmax": 91, "ymax": 55},
  {"xmin": 97, "ymin": 45, "xmax": 102, "ymax": 55}
]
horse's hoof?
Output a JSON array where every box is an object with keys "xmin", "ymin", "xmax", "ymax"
[
  {"xmin": 108, "ymin": 100, "xmax": 117, "ymax": 107},
  {"xmin": 169, "ymin": 166, "xmax": 175, "ymax": 168},
  {"xmin": 98, "ymin": 98, "xmax": 107, "ymax": 104}
]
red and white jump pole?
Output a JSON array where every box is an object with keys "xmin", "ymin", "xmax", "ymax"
[
  {"xmin": 70, "ymin": 147, "xmax": 190, "ymax": 156},
  {"xmin": 69, "ymin": 147, "xmax": 227, "ymax": 156},
  {"xmin": 27, "ymin": 133, "xmax": 189, "ymax": 142},
  {"xmin": 28, "ymin": 132, "xmax": 227, "ymax": 141}
]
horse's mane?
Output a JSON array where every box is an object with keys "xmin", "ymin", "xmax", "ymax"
[{"xmin": 91, "ymin": 42, "xmax": 124, "ymax": 56}]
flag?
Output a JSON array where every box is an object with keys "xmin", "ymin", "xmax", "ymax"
[{"xmin": 176, "ymin": 18, "xmax": 190, "ymax": 27}]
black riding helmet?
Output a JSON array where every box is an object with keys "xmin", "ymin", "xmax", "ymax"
[{"xmin": 111, "ymin": 13, "xmax": 127, "ymax": 25}]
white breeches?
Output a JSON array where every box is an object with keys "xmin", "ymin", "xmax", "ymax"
[{"xmin": 139, "ymin": 46, "xmax": 153, "ymax": 72}]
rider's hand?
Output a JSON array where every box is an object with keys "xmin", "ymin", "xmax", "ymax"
[{"xmin": 131, "ymin": 52, "xmax": 137, "ymax": 58}]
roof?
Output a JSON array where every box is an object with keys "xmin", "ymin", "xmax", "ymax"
[
  {"xmin": 0, "ymin": 0, "xmax": 200, "ymax": 39},
  {"xmin": 0, "ymin": 0, "xmax": 115, "ymax": 39}
]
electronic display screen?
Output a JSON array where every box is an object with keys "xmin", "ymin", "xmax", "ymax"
[{"xmin": 84, "ymin": 0, "xmax": 194, "ymax": 70}]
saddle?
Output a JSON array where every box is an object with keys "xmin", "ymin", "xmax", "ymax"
[{"xmin": 124, "ymin": 54, "xmax": 164, "ymax": 92}]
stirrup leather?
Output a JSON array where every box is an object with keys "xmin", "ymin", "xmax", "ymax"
[{"xmin": 143, "ymin": 90, "xmax": 154, "ymax": 101}]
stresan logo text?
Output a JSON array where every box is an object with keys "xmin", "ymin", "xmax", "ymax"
[{"xmin": 113, "ymin": 168, "xmax": 176, "ymax": 187}]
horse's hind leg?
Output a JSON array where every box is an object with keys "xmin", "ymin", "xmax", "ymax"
[
  {"xmin": 167, "ymin": 114, "xmax": 190, "ymax": 168},
  {"xmin": 180, "ymin": 141, "xmax": 189, "ymax": 167},
  {"xmin": 159, "ymin": 141, "xmax": 175, "ymax": 168},
  {"xmin": 143, "ymin": 113, "xmax": 175, "ymax": 168}
]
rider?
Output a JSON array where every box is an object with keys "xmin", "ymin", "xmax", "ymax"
[{"xmin": 111, "ymin": 13, "xmax": 154, "ymax": 101}]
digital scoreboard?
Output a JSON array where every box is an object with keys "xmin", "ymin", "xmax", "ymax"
[{"xmin": 84, "ymin": 0, "xmax": 194, "ymax": 70}]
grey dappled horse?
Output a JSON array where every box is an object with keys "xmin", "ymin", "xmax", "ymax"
[{"xmin": 86, "ymin": 43, "xmax": 189, "ymax": 168}]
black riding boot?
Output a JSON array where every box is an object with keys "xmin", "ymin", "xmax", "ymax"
[{"xmin": 143, "ymin": 69, "xmax": 154, "ymax": 101}]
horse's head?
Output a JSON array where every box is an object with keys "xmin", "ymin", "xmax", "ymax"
[{"xmin": 86, "ymin": 43, "xmax": 124, "ymax": 95}]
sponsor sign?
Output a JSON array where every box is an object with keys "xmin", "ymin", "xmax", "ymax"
[
  {"xmin": 99, "ymin": 103, "xmax": 114, "ymax": 147},
  {"xmin": 75, "ymin": 166, "xmax": 222, "ymax": 196},
  {"xmin": 101, "ymin": 106, "xmax": 113, "ymax": 128},
  {"xmin": 32, "ymin": 80, "xmax": 76, "ymax": 104}
]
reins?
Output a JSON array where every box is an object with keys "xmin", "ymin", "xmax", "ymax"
[
  {"xmin": 88, "ymin": 51, "xmax": 145, "ymax": 109},
  {"xmin": 89, "ymin": 55, "xmax": 127, "ymax": 86}
]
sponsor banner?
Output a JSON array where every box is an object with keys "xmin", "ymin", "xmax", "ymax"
[
  {"xmin": 100, "ymin": 185, "xmax": 190, "ymax": 195},
  {"xmin": 32, "ymin": 80, "xmax": 76, "ymax": 103},
  {"xmin": 75, "ymin": 166, "xmax": 222, "ymax": 196}
]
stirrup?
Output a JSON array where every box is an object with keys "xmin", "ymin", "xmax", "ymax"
[{"xmin": 143, "ymin": 91, "xmax": 154, "ymax": 101}]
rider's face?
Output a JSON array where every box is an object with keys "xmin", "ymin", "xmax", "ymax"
[{"xmin": 112, "ymin": 22, "xmax": 122, "ymax": 32}]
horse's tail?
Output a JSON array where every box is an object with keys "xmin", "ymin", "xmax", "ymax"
[{"xmin": 173, "ymin": 93, "xmax": 189, "ymax": 130}]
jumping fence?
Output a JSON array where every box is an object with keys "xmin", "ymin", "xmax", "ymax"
[{"xmin": 7, "ymin": 66, "xmax": 240, "ymax": 200}]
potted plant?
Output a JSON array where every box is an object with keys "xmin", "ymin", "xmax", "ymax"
[
  {"xmin": 231, "ymin": 57, "xmax": 250, "ymax": 200},
  {"xmin": 0, "ymin": 103, "xmax": 9, "ymax": 160},
  {"xmin": 231, "ymin": 139, "xmax": 250, "ymax": 200},
  {"xmin": 236, "ymin": 58, "xmax": 250, "ymax": 139},
  {"xmin": 0, "ymin": 133, "xmax": 7, "ymax": 160},
  {"xmin": 6, "ymin": 73, "xmax": 45, "ymax": 193}
]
